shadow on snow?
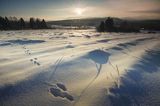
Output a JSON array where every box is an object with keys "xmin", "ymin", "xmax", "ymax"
[{"xmin": 108, "ymin": 48, "xmax": 160, "ymax": 106}]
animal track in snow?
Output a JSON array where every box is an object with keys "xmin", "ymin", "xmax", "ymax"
[
  {"xmin": 22, "ymin": 45, "xmax": 41, "ymax": 66},
  {"xmin": 49, "ymin": 83, "xmax": 74, "ymax": 101},
  {"xmin": 30, "ymin": 58, "xmax": 41, "ymax": 66}
]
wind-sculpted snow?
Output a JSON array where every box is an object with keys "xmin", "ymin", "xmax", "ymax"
[
  {"xmin": 74, "ymin": 50, "xmax": 110, "ymax": 105},
  {"xmin": 0, "ymin": 39, "xmax": 45, "ymax": 47},
  {"xmin": 108, "ymin": 46, "xmax": 160, "ymax": 106},
  {"xmin": 0, "ymin": 42, "xmax": 11, "ymax": 46},
  {"xmin": 7, "ymin": 39, "xmax": 45, "ymax": 45},
  {"xmin": 0, "ymin": 30, "xmax": 160, "ymax": 106}
]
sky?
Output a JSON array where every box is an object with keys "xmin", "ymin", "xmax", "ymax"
[{"xmin": 0, "ymin": 0, "xmax": 160, "ymax": 20}]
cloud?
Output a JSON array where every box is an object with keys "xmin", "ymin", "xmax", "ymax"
[{"xmin": 129, "ymin": 9, "xmax": 160, "ymax": 14}]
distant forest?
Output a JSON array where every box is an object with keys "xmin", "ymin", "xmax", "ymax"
[
  {"xmin": 97, "ymin": 17, "xmax": 140, "ymax": 32},
  {"xmin": 0, "ymin": 16, "xmax": 48, "ymax": 30},
  {"xmin": 1, "ymin": 16, "xmax": 160, "ymax": 31},
  {"xmin": 97, "ymin": 17, "xmax": 160, "ymax": 32},
  {"xmin": 48, "ymin": 17, "xmax": 160, "ymax": 31}
]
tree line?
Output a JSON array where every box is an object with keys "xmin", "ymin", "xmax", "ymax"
[
  {"xmin": 97, "ymin": 17, "xmax": 140, "ymax": 32},
  {"xmin": 0, "ymin": 16, "xmax": 48, "ymax": 30}
]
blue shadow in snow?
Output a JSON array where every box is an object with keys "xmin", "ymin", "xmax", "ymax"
[
  {"xmin": 0, "ymin": 71, "xmax": 47, "ymax": 102},
  {"xmin": 108, "ymin": 49, "xmax": 160, "ymax": 106},
  {"xmin": 7, "ymin": 39, "xmax": 45, "ymax": 45}
]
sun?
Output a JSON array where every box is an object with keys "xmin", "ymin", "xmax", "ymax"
[{"xmin": 75, "ymin": 8, "xmax": 83, "ymax": 15}]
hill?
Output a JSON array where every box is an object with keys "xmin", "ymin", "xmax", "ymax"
[{"xmin": 47, "ymin": 17, "xmax": 122, "ymax": 27}]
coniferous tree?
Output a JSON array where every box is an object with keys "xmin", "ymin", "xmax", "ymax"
[
  {"xmin": 41, "ymin": 19, "xmax": 47, "ymax": 29},
  {"xmin": 0, "ymin": 16, "xmax": 4, "ymax": 30},
  {"xmin": 36, "ymin": 18, "xmax": 41, "ymax": 29},
  {"xmin": 4, "ymin": 17, "xmax": 10, "ymax": 30},
  {"xmin": 29, "ymin": 17, "xmax": 35, "ymax": 29},
  {"xmin": 9, "ymin": 16, "xmax": 18, "ymax": 29},
  {"xmin": 97, "ymin": 21, "xmax": 105, "ymax": 32},
  {"xmin": 105, "ymin": 17, "xmax": 114, "ymax": 31},
  {"xmin": 19, "ymin": 18, "xmax": 25, "ymax": 29}
]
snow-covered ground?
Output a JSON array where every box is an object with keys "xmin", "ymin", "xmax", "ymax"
[{"xmin": 0, "ymin": 29, "xmax": 160, "ymax": 106}]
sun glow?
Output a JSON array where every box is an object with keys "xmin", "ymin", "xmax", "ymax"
[{"xmin": 75, "ymin": 8, "xmax": 83, "ymax": 16}]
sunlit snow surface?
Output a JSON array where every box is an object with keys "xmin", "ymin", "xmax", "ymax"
[{"xmin": 0, "ymin": 29, "xmax": 160, "ymax": 106}]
